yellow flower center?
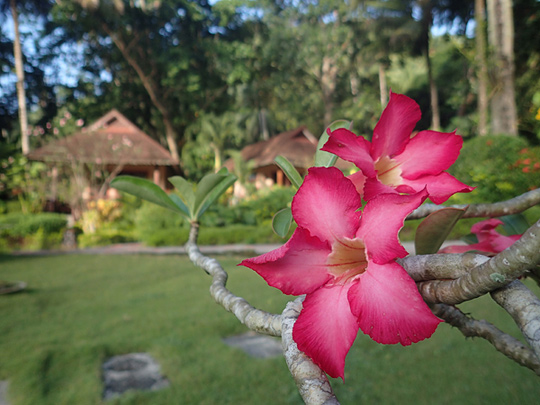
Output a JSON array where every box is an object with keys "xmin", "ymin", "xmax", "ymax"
[
  {"xmin": 374, "ymin": 155, "xmax": 403, "ymax": 187},
  {"xmin": 327, "ymin": 237, "xmax": 368, "ymax": 284}
]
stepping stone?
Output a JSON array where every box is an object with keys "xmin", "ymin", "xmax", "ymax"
[
  {"xmin": 222, "ymin": 331, "xmax": 282, "ymax": 358},
  {"xmin": 102, "ymin": 353, "xmax": 169, "ymax": 400},
  {"xmin": 0, "ymin": 381, "xmax": 9, "ymax": 405}
]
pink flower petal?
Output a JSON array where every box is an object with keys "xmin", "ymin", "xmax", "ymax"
[
  {"xmin": 363, "ymin": 176, "xmax": 402, "ymax": 202},
  {"xmin": 322, "ymin": 128, "xmax": 376, "ymax": 177},
  {"xmin": 489, "ymin": 234, "xmax": 521, "ymax": 252},
  {"xmin": 371, "ymin": 92, "xmax": 421, "ymax": 160},
  {"xmin": 348, "ymin": 261, "xmax": 442, "ymax": 345},
  {"xmin": 471, "ymin": 218, "xmax": 504, "ymax": 235},
  {"xmin": 357, "ymin": 191, "xmax": 427, "ymax": 264},
  {"xmin": 402, "ymin": 172, "xmax": 474, "ymax": 204},
  {"xmin": 239, "ymin": 228, "xmax": 332, "ymax": 295},
  {"xmin": 293, "ymin": 283, "xmax": 359, "ymax": 379},
  {"xmin": 293, "ymin": 167, "xmax": 361, "ymax": 243},
  {"xmin": 395, "ymin": 130, "xmax": 463, "ymax": 179},
  {"xmin": 347, "ymin": 170, "xmax": 368, "ymax": 197}
]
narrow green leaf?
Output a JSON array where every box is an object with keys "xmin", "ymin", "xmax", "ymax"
[
  {"xmin": 314, "ymin": 120, "xmax": 352, "ymax": 167},
  {"xmin": 168, "ymin": 194, "xmax": 191, "ymax": 218},
  {"xmin": 274, "ymin": 155, "xmax": 303, "ymax": 189},
  {"xmin": 500, "ymin": 214, "xmax": 529, "ymax": 235},
  {"xmin": 193, "ymin": 172, "xmax": 237, "ymax": 219},
  {"xmin": 168, "ymin": 176, "xmax": 196, "ymax": 213},
  {"xmin": 272, "ymin": 207, "xmax": 293, "ymax": 238},
  {"xmin": 415, "ymin": 207, "xmax": 466, "ymax": 255},
  {"xmin": 111, "ymin": 176, "xmax": 187, "ymax": 216}
]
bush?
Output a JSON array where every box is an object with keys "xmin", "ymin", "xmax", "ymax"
[
  {"xmin": 0, "ymin": 212, "xmax": 67, "ymax": 238},
  {"xmin": 77, "ymin": 229, "xmax": 136, "ymax": 248},
  {"xmin": 448, "ymin": 135, "xmax": 540, "ymax": 204}
]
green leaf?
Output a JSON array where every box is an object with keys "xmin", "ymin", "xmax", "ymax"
[
  {"xmin": 274, "ymin": 155, "xmax": 303, "ymax": 189},
  {"xmin": 500, "ymin": 214, "xmax": 529, "ymax": 235},
  {"xmin": 314, "ymin": 120, "xmax": 352, "ymax": 168},
  {"xmin": 111, "ymin": 176, "xmax": 188, "ymax": 218},
  {"xmin": 193, "ymin": 171, "xmax": 237, "ymax": 219},
  {"xmin": 415, "ymin": 207, "xmax": 466, "ymax": 255},
  {"xmin": 272, "ymin": 207, "xmax": 293, "ymax": 238},
  {"xmin": 169, "ymin": 176, "xmax": 196, "ymax": 212}
]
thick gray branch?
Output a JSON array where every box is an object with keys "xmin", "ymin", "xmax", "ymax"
[
  {"xmin": 417, "ymin": 219, "xmax": 540, "ymax": 304},
  {"xmin": 491, "ymin": 280, "xmax": 540, "ymax": 360},
  {"xmin": 282, "ymin": 298, "xmax": 339, "ymax": 405},
  {"xmin": 399, "ymin": 253, "xmax": 489, "ymax": 281},
  {"xmin": 185, "ymin": 224, "xmax": 282, "ymax": 336},
  {"xmin": 432, "ymin": 303, "xmax": 540, "ymax": 376},
  {"xmin": 408, "ymin": 188, "xmax": 540, "ymax": 220}
]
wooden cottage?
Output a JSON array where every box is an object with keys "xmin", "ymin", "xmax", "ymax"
[
  {"xmin": 230, "ymin": 126, "xmax": 319, "ymax": 186},
  {"xmin": 28, "ymin": 109, "xmax": 178, "ymax": 190}
]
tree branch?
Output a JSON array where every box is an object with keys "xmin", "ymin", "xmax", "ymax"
[
  {"xmin": 408, "ymin": 188, "xmax": 540, "ymax": 220},
  {"xmin": 416, "ymin": 219, "xmax": 540, "ymax": 304},
  {"xmin": 491, "ymin": 280, "xmax": 540, "ymax": 360},
  {"xmin": 398, "ymin": 252, "xmax": 489, "ymax": 281},
  {"xmin": 185, "ymin": 223, "xmax": 282, "ymax": 336},
  {"xmin": 431, "ymin": 303, "xmax": 540, "ymax": 376},
  {"xmin": 282, "ymin": 298, "xmax": 340, "ymax": 405}
]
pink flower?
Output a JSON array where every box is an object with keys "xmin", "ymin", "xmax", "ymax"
[
  {"xmin": 240, "ymin": 167, "xmax": 441, "ymax": 379},
  {"xmin": 440, "ymin": 218, "xmax": 522, "ymax": 255},
  {"xmin": 322, "ymin": 92, "xmax": 474, "ymax": 204}
]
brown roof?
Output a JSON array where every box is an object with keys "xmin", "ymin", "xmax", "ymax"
[
  {"xmin": 239, "ymin": 126, "xmax": 318, "ymax": 169},
  {"xmin": 27, "ymin": 109, "xmax": 178, "ymax": 166}
]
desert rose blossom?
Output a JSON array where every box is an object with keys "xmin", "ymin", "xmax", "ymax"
[
  {"xmin": 322, "ymin": 91, "xmax": 474, "ymax": 204},
  {"xmin": 440, "ymin": 218, "xmax": 522, "ymax": 255},
  {"xmin": 240, "ymin": 167, "xmax": 441, "ymax": 379}
]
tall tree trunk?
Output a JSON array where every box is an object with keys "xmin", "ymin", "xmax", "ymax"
[
  {"xmin": 10, "ymin": 0, "xmax": 29, "ymax": 154},
  {"xmin": 378, "ymin": 63, "xmax": 388, "ymax": 107},
  {"xmin": 419, "ymin": 0, "xmax": 440, "ymax": 131},
  {"xmin": 475, "ymin": 0, "xmax": 489, "ymax": 136},
  {"xmin": 486, "ymin": 0, "xmax": 518, "ymax": 135},
  {"xmin": 320, "ymin": 55, "xmax": 337, "ymax": 127}
]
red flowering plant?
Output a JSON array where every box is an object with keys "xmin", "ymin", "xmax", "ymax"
[
  {"xmin": 240, "ymin": 167, "xmax": 441, "ymax": 379},
  {"xmin": 321, "ymin": 92, "xmax": 474, "ymax": 203},
  {"xmin": 440, "ymin": 218, "xmax": 522, "ymax": 256}
]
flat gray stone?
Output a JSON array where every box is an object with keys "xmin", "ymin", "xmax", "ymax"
[
  {"xmin": 102, "ymin": 353, "xmax": 169, "ymax": 400},
  {"xmin": 223, "ymin": 331, "xmax": 282, "ymax": 358},
  {"xmin": 0, "ymin": 380, "xmax": 9, "ymax": 405}
]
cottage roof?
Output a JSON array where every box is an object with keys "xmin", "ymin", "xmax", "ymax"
[
  {"xmin": 240, "ymin": 126, "xmax": 318, "ymax": 169},
  {"xmin": 27, "ymin": 109, "xmax": 178, "ymax": 166}
]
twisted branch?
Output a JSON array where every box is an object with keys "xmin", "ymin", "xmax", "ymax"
[
  {"xmin": 282, "ymin": 298, "xmax": 339, "ymax": 405},
  {"xmin": 415, "ymin": 219, "xmax": 540, "ymax": 304},
  {"xmin": 431, "ymin": 303, "xmax": 540, "ymax": 376},
  {"xmin": 408, "ymin": 188, "xmax": 540, "ymax": 220},
  {"xmin": 185, "ymin": 223, "xmax": 282, "ymax": 336},
  {"xmin": 491, "ymin": 280, "xmax": 540, "ymax": 360},
  {"xmin": 186, "ymin": 223, "xmax": 341, "ymax": 404}
]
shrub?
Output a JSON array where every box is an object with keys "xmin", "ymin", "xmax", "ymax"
[
  {"xmin": 77, "ymin": 229, "xmax": 136, "ymax": 248},
  {"xmin": 448, "ymin": 136, "xmax": 540, "ymax": 204},
  {"xmin": 0, "ymin": 212, "xmax": 67, "ymax": 238}
]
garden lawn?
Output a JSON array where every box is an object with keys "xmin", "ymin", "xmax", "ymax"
[{"xmin": 0, "ymin": 254, "xmax": 539, "ymax": 405}]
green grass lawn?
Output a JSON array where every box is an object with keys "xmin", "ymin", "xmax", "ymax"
[{"xmin": 1, "ymin": 254, "xmax": 539, "ymax": 405}]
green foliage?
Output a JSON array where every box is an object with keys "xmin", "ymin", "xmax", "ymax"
[
  {"xmin": 448, "ymin": 136, "xmax": 540, "ymax": 204},
  {"xmin": 77, "ymin": 229, "xmax": 135, "ymax": 249},
  {"xmin": 0, "ymin": 212, "xmax": 67, "ymax": 238},
  {"xmin": 0, "ymin": 212, "xmax": 68, "ymax": 251},
  {"xmin": 112, "ymin": 171, "xmax": 237, "ymax": 223},
  {"xmin": 134, "ymin": 201, "xmax": 188, "ymax": 243},
  {"xmin": 132, "ymin": 187, "xmax": 297, "ymax": 246}
]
